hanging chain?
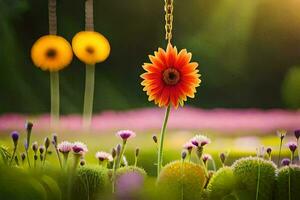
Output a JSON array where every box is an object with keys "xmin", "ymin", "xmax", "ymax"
[
  {"xmin": 164, "ymin": 0, "xmax": 174, "ymax": 44},
  {"xmin": 48, "ymin": 0, "xmax": 57, "ymax": 35},
  {"xmin": 85, "ymin": 0, "xmax": 94, "ymax": 31}
]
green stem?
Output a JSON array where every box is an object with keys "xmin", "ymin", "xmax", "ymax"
[
  {"xmin": 9, "ymin": 147, "xmax": 17, "ymax": 165},
  {"xmin": 116, "ymin": 140, "xmax": 126, "ymax": 169},
  {"xmin": 25, "ymin": 150, "xmax": 31, "ymax": 168},
  {"xmin": 55, "ymin": 148, "xmax": 63, "ymax": 169},
  {"xmin": 50, "ymin": 71, "xmax": 60, "ymax": 127},
  {"xmin": 82, "ymin": 65, "xmax": 95, "ymax": 129},
  {"xmin": 291, "ymin": 152, "xmax": 295, "ymax": 164},
  {"xmin": 43, "ymin": 148, "xmax": 48, "ymax": 167},
  {"xmin": 157, "ymin": 105, "xmax": 171, "ymax": 177},
  {"xmin": 278, "ymin": 139, "xmax": 283, "ymax": 167},
  {"xmin": 134, "ymin": 156, "xmax": 138, "ymax": 167},
  {"xmin": 298, "ymin": 139, "xmax": 300, "ymax": 164},
  {"xmin": 181, "ymin": 158, "xmax": 184, "ymax": 200},
  {"xmin": 288, "ymin": 167, "xmax": 291, "ymax": 200},
  {"xmin": 112, "ymin": 159, "xmax": 116, "ymax": 193},
  {"xmin": 63, "ymin": 153, "xmax": 69, "ymax": 169},
  {"xmin": 256, "ymin": 159, "xmax": 261, "ymax": 200}
]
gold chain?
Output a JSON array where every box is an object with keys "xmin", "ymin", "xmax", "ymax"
[{"xmin": 164, "ymin": 0, "xmax": 174, "ymax": 44}]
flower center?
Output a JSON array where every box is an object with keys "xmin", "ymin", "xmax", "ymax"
[
  {"xmin": 85, "ymin": 46, "xmax": 95, "ymax": 54},
  {"xmin": 163, "ymin": 68, "xmax": 180, "ymax": 85},
  {"xmin": 45, "ymin": 48, "xmax": 57, "ymax": 59}
]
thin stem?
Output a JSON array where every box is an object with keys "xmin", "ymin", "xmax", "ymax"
[
  {"xmin": 291, "ymin": 152, "xmax": 295, "ymax": 164},
  {"xmin": 48, "ymin": 0, "xmax": 59, "ymax": 128},
  {"xmin": 134, "ymin": 156, "xmax": 138, "ymax": 167},
  {"xmin": 116, "ymin": 140, "xmax": 126, "ymax": 169},
  {"xmin": 55, "ymin": 148, "xmax": 63, "ymax": 169},
  {"xmin": 181, "ymin": 158, "xmax": 184, "ymax": 200},
  {"xmin": 157, "ymin": 105, "xmax": 171, "ymax": 177},
  {"xmin": 298, "ymin": 139, "xmax": 300, "ymax": 165},
  {"xmin": 25, "ymin": 150, "xmax": 31, "ymax": 168},
  {"xmin": 50, "ymin": 71, "xmax": 60, "ymax": 127},
  {"xmin": 112, "ymin": 158, "xmax": 116, "ymax": 193},
  {"xmin": 63, "ymin": 153, "xmax": 69, "ymax": 169},
  {"xmin": 256, "ymin": 159, "xmax": 261, "ymax": 200},
  {"xmin": 211, "ymin": 158, "xmax": 217, "ymax": 171},
  {"xmin": 82, "ymin": 65, "xmax": 95, "ymax": 129},
  {"xmin": 288, "ymin": 167, "xmax": 291, "ymax": 200},
  {"xmin": 278, "ymin": 139, "xmax": 283, "ymax": 167},
  {"xmin": 9, "ymin": 147, "xmax": 17, "ymax": 165},
  {"xmin": 188, "ymin": 152, "xmax": 191, "ymax": 163},
  {"xmin": 43, "ymin": 148, "xmax": 48, "ymax": 167}
]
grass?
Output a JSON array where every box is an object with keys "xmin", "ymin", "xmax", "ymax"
[{"xmin": 0, "ymin": 130, "xmax": 292, "ymax": 176}]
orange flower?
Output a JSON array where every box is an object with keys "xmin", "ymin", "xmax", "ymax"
[{"xmin": 141, "ymin": 44, "xmax": 201, "ymax": 108}]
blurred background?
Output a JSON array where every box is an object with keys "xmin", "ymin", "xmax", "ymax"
[{"xmin": 1, "ymin": 0, "xmax": 300, "ymax": 114}]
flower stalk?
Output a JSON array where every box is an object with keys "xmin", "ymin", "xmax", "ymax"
[
  {"xmin": 48, "ymin": 0, "xmax": 59, "ymax": 127},
  {"xmin": 157, "ymin": 105, "xmax": 171, "ymax": 177},
  {"xmin": 82, "ymin": 0, "xmax": 95, "ymax": 129}
]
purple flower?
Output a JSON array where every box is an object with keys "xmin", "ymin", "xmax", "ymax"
[
  {"xmin": 72, "ymin": 142, "xmax": 88, "ymax": 155},
  {"xmin": 11, "ymin": 131, "xmax": 19, "ymax": 146},
  {"xmin": 190, "ymin": 135, "xmax": 211, "ymax": 147},
  {"xmin": 116, "ymin": 172, "xmax": 144, "ymax": 199},
  {"xmin": 294, "ymin": 129, "xmax": 300, "ymax": 140},
  {"xmin": 183, "ymin": 142, "xmax": 193, "ymax": 151},
  {"xmin": 57, "ymin": 141, "xmax": 73, "ymax": 153},
  {"xmin": 116, "ymin": 130, "xmax": 136, "ymax": 141},
  {"xmin": 281, "ymin": 158, "xmax": 291, "ymax": 166},
  {"xmin": 202, "ymin": 154, "xmax": 212, "ymax": 163},
  {"xmin": 286, "ymin": 141, "xmax": 297, "ymax": 153},
  {"xmin": 95, "ymin": 151, "xmax": 113, "ymax": 162}
]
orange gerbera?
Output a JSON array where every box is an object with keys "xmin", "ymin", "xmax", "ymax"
[{"xmin": 141, "ymin": 44, "xmax": 201, "ymax": 108}]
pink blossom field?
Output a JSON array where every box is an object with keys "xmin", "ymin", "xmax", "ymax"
[{"xmin": 1, "ymin": 107, "xmax": 299, "ymax": 134}]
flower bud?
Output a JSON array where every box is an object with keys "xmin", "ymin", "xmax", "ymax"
[
  {"xmin": 32, "ymin": 142, "xmax": 38, "ymax": 153},
  {"xmin": 152, "ymin": 135, "xmax": 158, "ymax": 143},
  {"xmin": 11, "ymin": 131, "xmax": 19, "ymax": 147},
  {"xmin": 44, "ymin": 137, "xmax": 50, "ymax": 149},
  {"xmin": 135, "ymin": 148, "xmax": 140, "ymax": 157},
  {"xmin": 52, "ymin": 133, "xmax": 58, "ymax": 147},
  {"xmin": 181, "ymin": 151, "xmax": 187, "ymax": 160},
  {"xmin": 112, "ymin": 148, "xmax": 117, "ymax": 159}
]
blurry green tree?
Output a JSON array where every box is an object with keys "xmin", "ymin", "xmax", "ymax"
[{"xmin": 1, "ymin": 0, "xmax": 300, "ymax": 113}]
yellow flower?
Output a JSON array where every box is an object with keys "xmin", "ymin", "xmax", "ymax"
[
  {"xmin": 72, "ymin": 31, "xmax": 110, "ymax": 65},
  {"xmin": 31, "ymin": 35, "xmax": 73, "ymax": 71}
]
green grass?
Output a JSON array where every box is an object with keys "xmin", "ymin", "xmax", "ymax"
[{"xmin": 0, "ymin": 130, "xmax": 292, "ymax": 176}]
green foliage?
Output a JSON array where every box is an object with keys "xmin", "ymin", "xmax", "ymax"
[
  {"xmin": 282, "ymin": 66, "xmax": 300, "ymax": 108},
  {"xmin": 116, "ymin": 165, "xmax": 147, "ymax": 178},
  {"xmin": 72, "ymin": 165, "xmax": 110, "ymax": 200},
  {"xmin": 157, "ymin": 160, "xmax": 207, "ymax": 200},
  {"xmin": 0, "ymin": 145, "xmax": 11, "ymax": 165},
  {"xmin": 276, "ymin": 165, "xmax": 300, "ymax": 200},
  {"xmin": 39, "ymin": 175, "xmax": 62, "ymax": 200},
  {"xmin": 232, "ymin": 157, "xmax": 277, "ymax": 200},
  {"xmin": 207, "ymin": 167, "xmax": 236, "ymax": 200},
  {"xmin": 0, "ymin": 166, "xmax": 47, "ymax": 200}
]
